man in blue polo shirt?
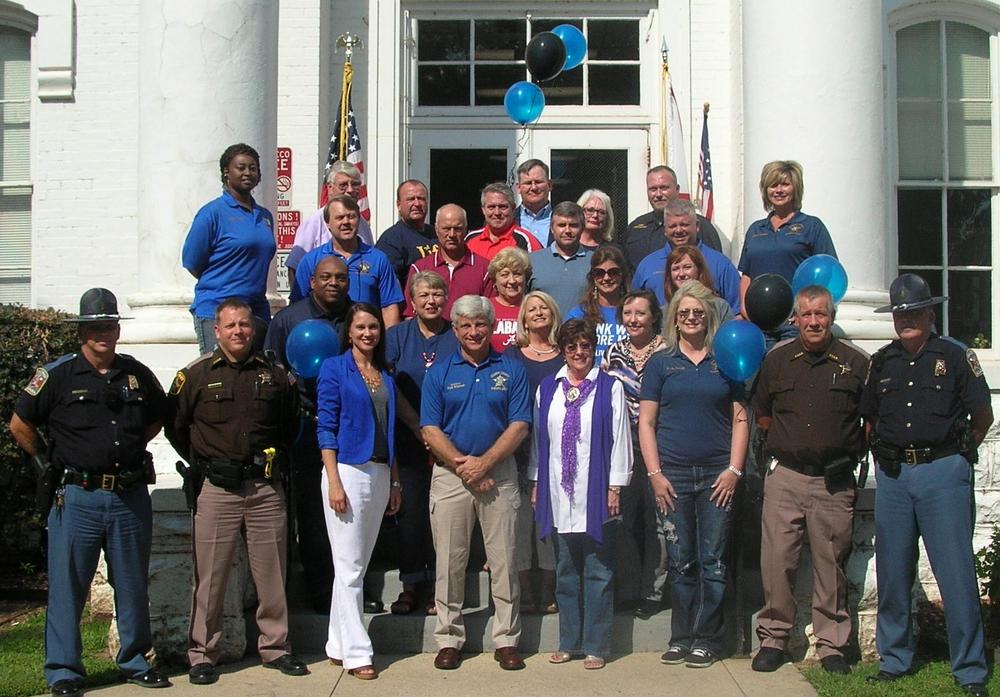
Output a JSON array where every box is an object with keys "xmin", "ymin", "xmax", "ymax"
[
  {"xmin": 291, "ymin": 195, "xmax": 403, "ymax": 327},
  {"xmin": 421, "ymin": 295, "xmax": 531, "ymax": 672},
  {"xmin": 632, "ymin": 199, "xmax": 740, "ymax": 314},
  {"xmin": 528, "ymin": 201, "xmax": 592, "ymax": 315}
]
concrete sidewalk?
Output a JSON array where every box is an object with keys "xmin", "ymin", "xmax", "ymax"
[{"xmin": 63, "ymin": 653, "xmax": 818, "ymax": 697}]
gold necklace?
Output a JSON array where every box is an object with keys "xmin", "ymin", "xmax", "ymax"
[
  {"xmin": 359, "ymin": 366, "xmax": 382, "ymax": 393},
  {"xmin": 627, "ymin": 334, "xmax": 661, "ymax": 367},
  {"xmin": 527, "ymin": 342, "xmax": 558, "ymax": 356}
]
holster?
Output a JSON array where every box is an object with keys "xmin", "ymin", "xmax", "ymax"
[
  {"xmin": 175, "ymin": 459, "xmax": 204, "ymax": 512},
  {"xmin": 823, "ymin": 455, "xmax": 856, "ymax": 489},
  {"xmin": 31, "ymin": 454, "xmax": 58, "ymax": 515},
  {"xmin": 204, "ymin": 458, "xmax": 243, "ymax": 490}
]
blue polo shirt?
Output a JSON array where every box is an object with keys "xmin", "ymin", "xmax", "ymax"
[
  {"xmin": 528, "ymin": 244, "xmax": 593, "ymax": 315},
  {"xmin": 639, "ymin": 348, "xmax": 745, "ymax": 467},
  {"xmin": 386, "ymin": 318, "xmax": 459, "ymax": 409},
  {"xmin": 632, "ymin": 240, "xmax": 741, "ymax": 313},
  {"xmin": 182, "ymin": 191, "xmax": 276, "ymax": 319},
  {"xmin": 420, "ymin": 349, "xmax": 531, "ymax": 456},
  {"xmin": 291, "ymin": 240, "xmax": 404, "ymax": 307},
  {"xmin": 517, "ymin": 202, "xmax": 552, "ymax": 244},
  {"xmin": 565, "ymin": 304, "xmax": 627, "ymax": 358},
  {"xmin": 737, "ymin": 211, "xmax": 837, "ymax": 283}
]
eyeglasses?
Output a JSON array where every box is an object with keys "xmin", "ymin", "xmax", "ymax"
[
  {"xmin": 677, "ymin": 308, "xmax": 706, "ymax": 320},
  {"xmin": 564, "ymin": 342, "xmax": 594, "ymax": 353},
  {"xmin": 583, "ymin": 207, "xmax": 607, "ymax": 217},
  {"xmin": 590, "ymin": 268, "xmax": 622, "ymax": 280}
]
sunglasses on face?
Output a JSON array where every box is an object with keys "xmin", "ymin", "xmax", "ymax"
[
  {"xmin": 590, "ymin": 268, "xmax": 622, "ymax": 280},
  {"xmin": 677, "ymin": 308, "xmax": 706, "ymax": 320}
]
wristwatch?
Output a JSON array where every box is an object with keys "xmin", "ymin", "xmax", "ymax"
[{"xmin": 608, "ymin": 486, "xmax": 622, "ymax": 495}]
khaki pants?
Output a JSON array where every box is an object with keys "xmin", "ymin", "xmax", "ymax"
[
  {"xmin": 188, "ymin": 479, "xmax": 289, "ymax": 666},
  {"xmin": 430, "ymin": 457, "xmax": 521, "ymax": 650},
  {"xmin": 756, "ymin": 464, "xmax": 855, "ymax": 658}
]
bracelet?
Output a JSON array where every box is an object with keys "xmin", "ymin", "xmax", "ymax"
[
  {"xmin": 608, "ymin": 486, "xmax": 622, "ymax": 495},
  {"xmin": 647, "ymin": 470, "xmax": 662, "ymax": 479},
  {"xmin": 391, "ymin": 480, "xmax": 401, "ymax": 489},
  {"xmin": 727, "ymin": 465, "xmax": 743, "ymax": 478}
]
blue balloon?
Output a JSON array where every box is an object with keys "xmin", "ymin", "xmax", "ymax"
[
  {"xmin": 791, "ymin": 254, "xmax": 849, "ymax": 303},
  {"xmin": 504, "ymin": 81, "xmax": 545, "ymax": 126},
  {"xmin": 713, "ymin": 320, "xmax": 766, "ymax": 382},
  {"xmin": 552, "ymin": 24, "xmax": 587, "ymax": 71},
  {"xmin": 285, "ymin": 319, "xmax": 340, "ymax": 379}
]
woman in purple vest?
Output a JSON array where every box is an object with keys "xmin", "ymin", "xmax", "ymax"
[{"xmin": 528, "ymin": 319, "xmax": 633, "ymax": 669}]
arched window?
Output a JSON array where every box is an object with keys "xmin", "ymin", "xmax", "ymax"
[{"xmin": 894, "ymin": 15, "xmax": 997, "ymax": 347}]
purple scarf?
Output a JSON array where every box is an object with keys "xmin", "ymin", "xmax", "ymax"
[{"xmin": 535, "ymin": 371, "xmax": 614, "ymax": 543}]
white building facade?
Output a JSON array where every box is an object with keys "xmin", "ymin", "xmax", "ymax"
[{"xmin": 2, "ymin": 0, "xmax": 1000, "ymax": 658}]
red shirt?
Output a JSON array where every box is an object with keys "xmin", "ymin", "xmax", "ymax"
[
  {"xmin": 490, "ymin": 298, "xmax": 521, "ymax": 353},
  {"xmin": 404, "ymin": 250, "xmax": 495, "ymax": 319},
  {"xmin": 465, "ymin": 223, "xmax": 543, "ymax": 261}
]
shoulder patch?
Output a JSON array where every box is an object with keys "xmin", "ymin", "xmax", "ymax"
[
  {"xmin": 169, "ymin": 370, "xmax": 186, "ymax": 396},
  {"xmin": 967, "ymin": 349, "xmax": 984, "ymax": 378},
  {"xmin": 24, "ymin": 367, "xmax": 49, "ymax": 396}
]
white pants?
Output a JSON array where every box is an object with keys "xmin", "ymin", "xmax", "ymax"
[{"xmin": 321, "ymin": 461, "xmax": 389, "ymax": 669}]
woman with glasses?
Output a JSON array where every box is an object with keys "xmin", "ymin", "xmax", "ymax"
[
  {"xmin": 384, "ymin": 271, "xmax": 458, "ymax": 616},
  {"xmin": 566, "ymin": 246, "xmax": 630, "ymax": 357},
  {"xmin": 638, "ymin": 280, "xmax": 748, "ymax": 669},
  {"xmin": 529, "ymin": 319, "xmax": 632, "ymax": 669},
  {"xmin": 576, "ymin": 189, "xmax": 617, "ymax": 250}
]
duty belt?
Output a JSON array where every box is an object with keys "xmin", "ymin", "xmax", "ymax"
[
  {"xmin": 874, "ymin": 441, "xmax": 962, "ymax": 466},
  {"xmin": 776, "ymin": 460, "xmax": 825, "ymax": 477},
  {"xmin": 62, "ymin": 467, "xmax": 146, "ymax": 492}
]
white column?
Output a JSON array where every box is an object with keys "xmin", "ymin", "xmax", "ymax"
[
  {"xmin": 125, "ymin": 0, "xmax": 279, "ymax": 344},
  {"xmin": 742, "ymin": 1, "xmax": 892, "ymax": 343}
]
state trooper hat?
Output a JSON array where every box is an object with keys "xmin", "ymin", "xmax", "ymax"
[
  {"xmin": 64, "ymin": 288, "xmax": 132, "ymax": 323},
  {"xmin": 874, "ymin": 273, "xmax": 947, "ymax": 313}
]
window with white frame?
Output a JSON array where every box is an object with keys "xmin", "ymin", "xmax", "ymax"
[
  {"xmin": 895, "ymin": 19, "xmax": 995, "ymax": 347},
  {"xmin": 415, "ymin": 17, "xmax": 641, "ymax": 108},
  {"xmin": 0, "ymin": 26, "xmax": 30, "ymax": 304}
]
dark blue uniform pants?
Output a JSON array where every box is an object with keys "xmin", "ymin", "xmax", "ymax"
[
  {"xmin": 46, "ymin": 484, "xmax": 153, "ymax": 685},
  {"xmin": 874, "ymin": 454, "xmax": 986, "ymax": 684}
]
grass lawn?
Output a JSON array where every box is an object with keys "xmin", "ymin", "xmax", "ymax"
[
  {"xmin": 802, "ymin": 659, "xmax": 1000, "ymax": 696},
  {"xmin": 0, "ymin": 608, "xmax": 119, "ymax": 697}
]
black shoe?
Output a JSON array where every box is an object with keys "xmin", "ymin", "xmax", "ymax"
[
  {"xmin": 51, "ymin": 679, "xmax": 84, "ymax": 697},
  {"xmin": 660, "ymin": 645, "xmax": 688, "ymax": 665},
  {"xmin": 751, "ymin": 647, "xmax": 788, "ymax": 672},
  {"xmin": 633, "ymin": 599, "xmax": 661, "ymax": 620},
  {"xmin": 865, "ymin": 670, "xmax": 906, "ymax": 683},
  {"xmin": 263, "ymin": 654, "xmax": 310, "ymax": 676},
  {"xmin": 188, "ymin": 663, "xmax": 218, "ymax": 685},
  {"xmin": 363, "ymin": 599, "xmax": 385, "ymax": 614},
  {"xmin": 127, "ymin": 669, "xmax": 172, "ymax": 688},
  {"xmin": 959, "ymin": 683, "xmax": 988, "ymax": 697},
  {"xmin": 820, "ymin": 655, "xmax": 850, "ymax": 675}
]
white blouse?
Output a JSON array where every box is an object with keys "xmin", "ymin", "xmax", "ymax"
[{"xmin": 527, "ymin": 366, "xmax": 633, "ymax": 534}]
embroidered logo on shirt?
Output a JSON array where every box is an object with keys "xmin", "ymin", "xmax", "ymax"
[
  {"xmin": 359, "ymin": 261, "xmax": 372, "ymax": 274},
  {"xmin": 966, "ymin": 349, "xmax": 983, "ymax": 378},
  {"xmin": 169, "ymin": 371, "xmax": 186, "ymax": 396},
  {"xmin": 446, "ymin": 381, "xmax": 465, "ymax": 391},
  {"xmin": 24, "ymin": 367, "xmax": 49, "ymax": 396},
  {"xmin": 934, "ymin": 359, "xmax": 948, "ymax": 377},
  {"xmin": 490, "ymin": 371, "xmax": 510, "ymax": 391},
  {"xmin": 787, "ymin": 224, "xmax": 804, "ymax": 235}
]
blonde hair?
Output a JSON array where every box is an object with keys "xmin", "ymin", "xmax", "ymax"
[
  {"xmin": 515, "ymin": 291, "xmax": 562, "ymax": 347},
  {"xmin": 487, "ymin": 246, "xmax": 532, "ymax": 281},
  {"xmin": 759, "ymin": 160, "xmax": 804, "ymax": 211},
  {"xmin": 662, "ymin": 280, "xmax": 721, "ymax": 352},
  {"xmin": 575, "ymin": 188, "xmax": 615, "ymax": 242}
]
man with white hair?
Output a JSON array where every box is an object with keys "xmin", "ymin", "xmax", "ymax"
[
  {"xmin": 287, "ymin": 161, "xmax": 374, "ymax": 291},
  {"xmin": 420, "ymin": 295, "xmax": 531, "ymax": 672}
]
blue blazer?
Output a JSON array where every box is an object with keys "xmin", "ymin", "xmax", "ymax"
[{"xmin": 316, "ymin": 351, "xmax": 396, "ymax": 465}]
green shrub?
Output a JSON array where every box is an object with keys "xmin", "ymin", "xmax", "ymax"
[{"xmin": 0, "ymin": 305, "xmax": 78, "ymax": 573}]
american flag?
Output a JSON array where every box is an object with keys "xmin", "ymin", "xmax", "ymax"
[
  {"xmin": 696, "ymin": 107, "xmax": 714, "ymax": 221},
  {"xmin": 320, "ymin": 62, "xmax": 371, "ymax": 221}
]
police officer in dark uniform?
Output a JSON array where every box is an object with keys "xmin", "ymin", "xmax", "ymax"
[
  {"xmin": 263, "ymin": 255, "xmax": 351, "ymax": 612},
  {"xmin": 165, "ymin": 298, "xmax": 307, "ymax": 684},
  {"xmin": 861, "ymin": 273, "xmax": 993, "ymax": 697},
  {"xmin": 9, "ymin": 288, "xmax": 170, "ymax": 697}
]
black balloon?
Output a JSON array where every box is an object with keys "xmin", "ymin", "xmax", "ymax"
[
  {"xmin": 525, "ymin": 32, "xmax": 566, "ymax": 82},
  {"xmin": 744, "ymin": 274, "xmax": 794, "ymax": 332}
]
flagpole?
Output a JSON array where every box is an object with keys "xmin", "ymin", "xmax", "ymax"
[{"xmin": 660, "ymin": 39, "xmax": 669, "ymax": 165}]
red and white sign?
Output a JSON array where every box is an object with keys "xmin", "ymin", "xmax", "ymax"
[
  {"xmin": 276, "ymin": 210, "xmax": 300, "ymax": 250},
  {"xmin": 276, "ymin": 147, "xmax": 292, "ymax": 208}
]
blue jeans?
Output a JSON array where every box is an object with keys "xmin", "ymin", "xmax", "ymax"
[
  {"xmin": 659, "ymin": 464, "xmax": 731, "ymax": 654},
  {"xmin": 553, "ymin": 521, "xmax": 618, "ymax": 657},
  {"xmin": 874, "ymin": 454, "xmax": 986, "ymax": 684},
  {"xmin": 46, "ymin": 484, "xmax": 153, "ymax": 685}
]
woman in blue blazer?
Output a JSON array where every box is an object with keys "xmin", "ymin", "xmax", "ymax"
[{"xmin": 317, "ymin": 302, "xmax": 402, "ymax": 680}]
